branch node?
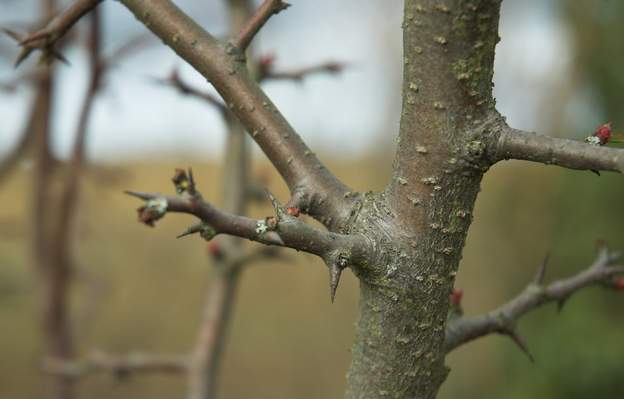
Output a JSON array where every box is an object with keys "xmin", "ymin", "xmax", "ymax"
[{"xmin": 136, "ymin": 197, "xmax": 168, "ymax": 227}]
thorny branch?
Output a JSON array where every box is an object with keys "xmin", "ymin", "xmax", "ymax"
[
  {"xmin": 444, "ymin": 245, "xmax": 624, "ymax": 359},
  {"xmin": 491, "ymin": 124, "xmax": 624, "ymax": 174},
  {"xmin": 261, "ymin": 61, "xmax": 345, "ymax": 82},
  {"xmin": 7, "ymin": 0, "xmax": 355, "ymax": 225},
  {"xmin": 232, "ymin": 0, "xmax": 290, "ymax": 51},
  {"xmin": 125, "ymin": 170, "xmax": 369, "ymax": 264},
  {"xmin": 3, "ymin": 0, "xmax": 103, "ymax": 66},
  {"xmin": 43, "ymin": 351, "xmax": 188, "ymax": 379},
  {"xmin": 152, "ymin": 67, "xmax": 226, "ymax": 113}
]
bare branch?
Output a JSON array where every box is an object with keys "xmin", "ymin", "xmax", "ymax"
[
  {"xmin": 232, "ymin": 0, "xmax": 290, "ymax": 51},
  {"xmin": 444, "ymin": 246, "xmax": 624, "ymax": 356},
  {"xmin": 261, "ymin": 61, "xmax": 346, "ymax": 83},
  {"xmin": 124, "ymin": 187, "xmax": 368, "ymax": 262},
  {"xmin": 119, "ymin": 0, "xmax": 353, "ymax": 226},
  {"xmin": 152, "ymin": 68, "xmax": 226, "ymax": 112},
  {"xmin": 43, "ymin": 351, "xmax": 188, "ymax": 379},
  {"xmin": 4, "ymin": 0, "xmax": 103, "ymax": 66},
  {"xmin": 490, "ymin": 124, "xmax": 624, "ymax": 174}
]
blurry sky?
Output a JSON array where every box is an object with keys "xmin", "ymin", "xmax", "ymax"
[{"xmin": 0, "ymin": 0, "xmax": 580, "ymax": 162}]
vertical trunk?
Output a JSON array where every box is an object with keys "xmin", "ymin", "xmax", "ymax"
[
  {"xmin": 345, "ymin": 1, "xmax": 502, "ymax": 398},
  {"xmin": 186, "ymin": 2, "xmax": 253, "ymax": 398}
]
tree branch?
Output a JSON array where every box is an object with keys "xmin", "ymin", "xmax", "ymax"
[
  {"xmin": 490, "ymin": 124, "xmax": 624, "ymax": 174},
  {"xmin": 261, "ymin": 61, "xmax": 345, "ymax": 83},
  {"xmin": 118, "ymin": 0, "xmax": 353, "ymax": 226},
  {"xmin": 125, "ymin": 183, "xmax": 368, "ymax": 263},
  {"xmin": 4, "ymin": 0, "xmax": 103, "ymax": 66},
  {"xmin": 152, "ymin": 68, "xmax": 226, "ymax": 113},
  {"xmin": 43, "ymin": 351, "xmax": 188, "ymax": 379},
  {"xmin": 444, "ymin": 246, "xmax": 624, "ymax": 358},
  {"xmin": 232, "ymin": 0, "xmax": 289, "ymax": 51}
]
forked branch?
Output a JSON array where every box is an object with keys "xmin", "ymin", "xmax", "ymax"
[
  {"xmin": 125, "ymin": 170, "xmax": 369, "ymax": 264},
  {"xmin": 444, "ymin": 245, "xmax": 624, "ymax": 358},
  {"xmin": 490, "ymin": 124, "xmax": 624, "ymax": 174},
  {"xmin": 3, "ymin": 0, "xmax": 103, "ymax": 66}
]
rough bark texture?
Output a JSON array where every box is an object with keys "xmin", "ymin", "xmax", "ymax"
[{"xmin": 345, "ymin": 1, "xmax": 502, "ymax": 397}]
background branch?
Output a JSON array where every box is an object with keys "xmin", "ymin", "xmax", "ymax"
[{"xmin": 43, "ymin": 351, "xmax": 188, "ymax": 379}]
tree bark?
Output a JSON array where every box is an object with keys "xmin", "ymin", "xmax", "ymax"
[{"xmin": 345, "ymin": 1, "xmax": 502, "ymax": 397}]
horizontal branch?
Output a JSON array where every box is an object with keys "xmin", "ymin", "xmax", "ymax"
[
  {"xmin": 126, "ymin": 189, "xmax": 368, "ymax": 262},
  {"xmin": 261, "ymin": 61, "xmax": 345, "ymax": 83},
  {"xmin": 43, "ymin": 351, "xmax": 188, "ymax": 379},
  {"xmin": 491, "ymin": 125, "xmax": 624, "ymax": 174},
  {"xmin": 444, "ymin": 246, "xmax": 624, "ymax": 358}
]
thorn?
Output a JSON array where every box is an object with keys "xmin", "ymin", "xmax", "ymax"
[
  {"xmin": 51, "ymin": 50, "xmax": 69, "ymax": 65},
  {"xmin": 507, "ymin": 328, "xmax": 535, "ymax": 363},
  {"xmin": 591, "ymin": 169, "xmax": 600, "ymax": 176},
  {"xmin": 187, "ymin": 167, "xmax": 196, "ymax": 195},
  {"xmin": 14, "ymin": 47, "xmax": 32, "ymax": 68},
  {"xmin": 533, "ymin": 253, "xmax": 549, "ymax": 285},
  {"xmin": 177, "ymin": 223, "xmax": 203, "ymax": 239},
  {"xmin": 556, "ymin": 296, "xmax": 569, "ymax": 313},
  {"xmin": 2, "ymin": 28, "xmax": 21, "ymax": 42},
  {"xmin": 124, "ymin": 190, "xmax": 155, "ymax": 201},
  {"xmin": 329, "ymin": 262, "xmax": 343, "ymax": 303}
]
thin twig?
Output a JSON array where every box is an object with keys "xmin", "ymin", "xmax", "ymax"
[
  {"xmin": 232, "ymin": 0, "xmax": 289, "ymax": 51},
  {"xmin": 152, "ymin": 68, "xmax": 226, "ymax": 112}
]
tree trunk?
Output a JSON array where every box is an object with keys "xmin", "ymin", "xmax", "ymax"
[{"xmin": 345, "ymin": 1, "xmax": 502, "ymax": 397}]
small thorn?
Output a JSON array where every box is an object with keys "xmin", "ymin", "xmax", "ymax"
[
  {"xmin": 187, "ymin": 167, "xmax": 196, "ymax": 195},
  {"xmin": 2, "ymin": 28, "xmax": 22, "ymax": 42},
  {"xmin": 591, "ymin": 169, "xmax": 600, "ymax": 176},
  {"xmin": 556, "ymin": 296, "xmax": 569, "ymax": 313},
  {"xmin": 124, "ymin": 190, "xmax": 155, "ymax": 201},
  {"xmin": 14, "ymin": 47, "xmax": 32, "ymax": 68},
  {"xmin": 51, "ymin": 50, "xmax": 69, "ymax": 65},
  {"xmin": 177, "ymin": 223, "xmax": 203, "ymax": 239},
  {"xmin": 507, "ymin": 328, "xmax": 534, "ymax": 363},
  {"xmin": 329, "ymin": 262, "xmax": 343, "ymax": 303},
  {"xmin": 533, "ymin": 253, "xmax": 550, "ymax": 285}
]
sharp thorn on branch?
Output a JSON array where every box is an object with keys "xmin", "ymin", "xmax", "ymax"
[
  {"xmin": 507, "ymin": 328, "xmax": 535, "ymax": 363},
  {"xmin": 556, "ymin": 296, "xmax": 569, "ymax": 313},
  {"xmin": 177, "ymin": 223, "xmax": 203, "ymax": 239},
  {"xmin": 187, "ymin": 167, "xmax": 196, "ymax": 195},
  {"xmin": 533, "ymin": 253, "xmax": 550, "ymax": 285},
  {"xmin": 124, "ymin": 190, "xmax": 156, "ymax": 201},
  {"xmin": 329, "ymin": 262, "xmax": 343, "ymax": 303}
]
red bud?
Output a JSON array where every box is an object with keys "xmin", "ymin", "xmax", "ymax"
[
  {"xmin": 287, "ymin": 207, "xmax": 300, "ymax": 217},
  {"xmin": 593, "ymin": 122, "xmax": 612, "ymax": 145},
  {"xmin": 207, "ymin": 241, "xmax": 224, "ymax": 259},
  {"xmin": 450, "ymin": 287, "xmax": 463, "ymax": 306},
  {"xmin": 614, "ymin": 277, "xmax": 624, "ymax": 291}
]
